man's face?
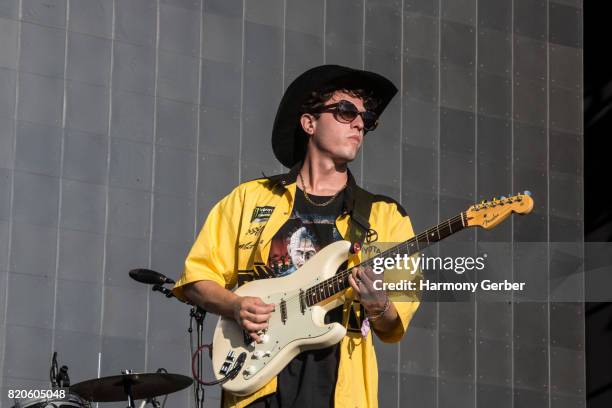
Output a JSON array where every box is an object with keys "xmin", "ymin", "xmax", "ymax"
[
  {"xmin": 288, "ymin": 237, "xmax": 316, "ymax": 268},
  {"xmin": 303, "ymin": 90, "xmax": 367, "ymax": 164}
]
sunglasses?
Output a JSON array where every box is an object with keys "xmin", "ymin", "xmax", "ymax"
[{"xmin": 312, "ymin": 100, "xmax": 379, "ymax": 132}]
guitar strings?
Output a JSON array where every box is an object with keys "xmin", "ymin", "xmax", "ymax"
[{"xmin": 273, "ymin": 212, "xmax": 466, "ymax": 312}]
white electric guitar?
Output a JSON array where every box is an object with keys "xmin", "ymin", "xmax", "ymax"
[{"xmin": 212, "ymin": 192, "xmax": 534, "ymax": 395}]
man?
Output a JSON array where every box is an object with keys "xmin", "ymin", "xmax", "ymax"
[{"xmin": 173, "ymin": 65, "xmax": 420, "ymax": 407}]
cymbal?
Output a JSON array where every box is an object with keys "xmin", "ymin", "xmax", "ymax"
[{"xmin": 70, "ymin": 373, "xmax": 193, "ymax": 402}]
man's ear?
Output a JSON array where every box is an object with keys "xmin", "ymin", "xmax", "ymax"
[{"xmin": 300, "ymin": 113, "xmax": 316, "ymax": 136}]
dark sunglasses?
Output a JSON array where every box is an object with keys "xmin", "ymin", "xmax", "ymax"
[{"xmin": 312, "ymin": 100, "xmax": 379, "ymax": 131}]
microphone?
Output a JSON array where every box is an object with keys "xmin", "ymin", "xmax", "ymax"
[{"xmin": 129, "ymin": 269, "xmax": 175, "ymax": 285}]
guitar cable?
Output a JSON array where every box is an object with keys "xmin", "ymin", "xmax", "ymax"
[{"xmin": 191, "ymin": 344, "xmax": 247, "ymax": 386}]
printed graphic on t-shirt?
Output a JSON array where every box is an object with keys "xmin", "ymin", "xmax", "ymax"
[{"xmin": 267, "ymin": 209, "xmax": 343, "ymax": 277}]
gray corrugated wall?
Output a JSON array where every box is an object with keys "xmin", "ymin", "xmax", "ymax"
[{"xmin": 0, "ymin": 0, "xmax": 583, "ymax": 407}]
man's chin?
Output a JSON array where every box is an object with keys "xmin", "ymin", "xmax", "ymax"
[{"xmin": 333, "ymin": 147, "xmax": 361, "ymax": 164}]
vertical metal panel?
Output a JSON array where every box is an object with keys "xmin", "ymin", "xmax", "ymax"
[
  {"xmin": 63, "ymin": 129, "xmax": 108, "ymax": 184},
  {"xmin": 57, "ymin": 228, "xmax": 104, "ymax": 283},
  {"xmin": 109, "ymin": 139, "xmax": 153, "ymax": 191},
  {"xmin": 199, "ymin": 106, "xmax": 241, "ymax": 157},
  {"xmin": 67, "ymin": 32, "xmax": 112, "ymax": 86},
  {"xmin": 152, "ymin": 194, "xmax": 195, "ymax": 244},
  {"xmin": 156, "ymin": 98, "xmax": 198, "ymax": 149},
  {"xmin": 115, "ymin": 0, "xmax": 156, "ymax": 47},
  {"xmin": 112, "ymin": 42, "xmax": 156, "ymax": 95},
  {"xmin": 66, "ymin": 81, "xmax": 110, "ymax": 135},
  {"xmin": 13, "ymin": 172, "xmax": 59, "ymax": 227},
  {"xmin": 69, "ymin": 0, "xmax": 113, "ymax": 38},
  {"xmin": 159, "ymin": 2, "xmax": 200, "ymax": 56},
  {"xmin": 478, "ymin": 0, "xmax": 512, "ymax": 32},
  {"xmin": 157, "ymin": 52, "xmax": 199, "ymax": 104},
  {"xmin": 18, "ymin": 72, "xmax": 63, "ymax": 126},
  {"xmin": 104, "ymin": 235, "xmax": 150, "ymax": 286},
  {"xmin": 60, "ymin": 179, "xmax": 106, "ymax": 234},
  {"xmin": 441, "ymin": 0, "xmax": 475, "ymax": 26},
  {"xmin": 10, "ymin": 223, "xmax": 57, "ymax": 276},
  {"xmin": 107, "ymin": 187, "xmax": 152, "ymax": 239},
  {"xmin": 102, "ymin": 285, "xmax": 148, "ymax": 339},
  {"xmin": 3, "ymin": 325, "xmax": 53, "ymax": 379},
  {"xmin": 55, "ymin": 279, "xmax": 102, "ymax": 333},
  {"xmin": 514, "ymin": 0, "xmax": 547, "ymax": 41},
  {"xmin": 19, "ymin": 23, "xmax": 65, "ymax": 77},
  {"xmin": 549, "ymin": 3, "xmax": 582, "ymax": 48},
  {"xmin": 154, "ymin": 146, "xmax": 196, "ymax": 198},
  {"xmin": 14, "ymin": 121, "xmax": 62, "ymax": 177},
  {"xmin": 478, "ymin": 28, "xmax": 511, "ymax": 77},
  {"xmin": 6, "ymin": 272, "xmax": 54, "ymax": 328},
  {"xmin": 22, "ymin": 0, "xmax": 66, "ymax": 28}
]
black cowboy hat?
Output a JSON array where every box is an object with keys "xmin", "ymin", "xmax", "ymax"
[{"xmin": 271, "ymin": 64, "xmax": 398, "ymax": 168}]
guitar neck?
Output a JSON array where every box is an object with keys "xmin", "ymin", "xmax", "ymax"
[{"xmin": 302, "ymin": 212, "xmax": 467, "ymax": 307}]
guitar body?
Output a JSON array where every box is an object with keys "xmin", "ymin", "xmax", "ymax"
[{"xmin": 212, "ymin": 240, "xmax": 352, "ymax": 396}]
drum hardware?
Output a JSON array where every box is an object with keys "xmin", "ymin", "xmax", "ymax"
[
  {"xmin": 49, "ymin": 352, "xmax": 70, "ymax": 388},
  {"xmin": 69, "ymin": 372, "xmax": 193, "ymax": 408}
]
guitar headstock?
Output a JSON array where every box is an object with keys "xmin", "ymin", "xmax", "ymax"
[{"xmin": 465, "ymin": 191, "xmax": 534, "ymax": 229}]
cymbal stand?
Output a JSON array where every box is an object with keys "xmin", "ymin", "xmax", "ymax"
[{"xmin": 121, "ymin": 370, "xmax": 136, "ymax": 408}]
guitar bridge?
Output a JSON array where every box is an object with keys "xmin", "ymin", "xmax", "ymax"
[{"xmin": 280, "ymin": 299, "xmax": 287, "ymax": 324}]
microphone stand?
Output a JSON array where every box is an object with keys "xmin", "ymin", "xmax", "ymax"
[
  {"xmin": 143, "ymin": 275, "xmax": 207, "ymax": 407},
  {"xmin": 152, "ymin": 284, "xmax": 175, "ymax": 298},
  {"xmin": 189, "ymin": 307, "xmax": 207, "ymax": 408}
]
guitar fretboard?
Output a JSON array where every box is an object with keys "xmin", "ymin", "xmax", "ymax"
[{"xmin": 302, "ymin": 212, "xmax": 467, "ymax": 307}]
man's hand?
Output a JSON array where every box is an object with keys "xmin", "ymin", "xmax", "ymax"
[
  {"xmin": 348, "ymin": 266, "xmax": 388, "ymax": 315},
  {"xmin": 232, "ymin": 296, "xmax": 275, "ymax": 343}
]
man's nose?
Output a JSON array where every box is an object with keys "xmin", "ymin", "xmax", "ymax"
[{"xmin": 351, "ymin": 113, "xmax": 364, "ymax": 131}]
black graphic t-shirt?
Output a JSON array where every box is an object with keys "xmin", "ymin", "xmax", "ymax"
[{"xmin": 249, "ymin": 187, "xmax": 345, "ymax": 408}]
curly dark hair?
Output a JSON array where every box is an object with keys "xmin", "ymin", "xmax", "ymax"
[{"xmin": 300, "ymin": 87, "xmax": 380, "ymax": 117}]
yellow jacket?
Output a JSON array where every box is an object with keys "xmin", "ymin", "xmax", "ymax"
[{"xmin": 173, "ymin": 164, "xmax": 420, "ymax": 408}]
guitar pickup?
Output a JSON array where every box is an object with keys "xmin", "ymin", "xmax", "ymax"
[{"xmin": 280, "ymin": 299, "xmax": 287, "ymax": 324}]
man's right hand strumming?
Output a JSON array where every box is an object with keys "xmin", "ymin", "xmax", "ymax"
[
  {"xmin": 182, "ymin": 280, "xmax": 275, "ymax": 343},
  {"xmin": 232, "ymin": 296, "xmax": 275, "ymax": 343}
]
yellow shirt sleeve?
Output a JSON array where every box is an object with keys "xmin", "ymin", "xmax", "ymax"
[{"xmin": 172, "ymin": 186, "xmax": 243, "ymax": 301}]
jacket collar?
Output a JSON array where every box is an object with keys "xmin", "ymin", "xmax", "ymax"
[{"xmin": 270, "ymin": 161, "xmax": 359, "ymax": 215}]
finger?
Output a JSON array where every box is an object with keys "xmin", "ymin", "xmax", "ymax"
[
  {"xmin": 240, "ymin": 310, "xmax": 271, "ymax": 324},
  {"xmin": 251, "ymin": 297, "xmax": 276, "ymax": 310},
  {"xmin": 248, "ymin": 331, "xmax": 261, "ymax": 343},
  {"xmin": 361, "ymin": 266, "xmax": 375, "ymax": 280},
  {"xmin": 241, "ymin": 320, "xmax": 269, "ymax": 332},
  {"xmin": 358, "ymin": 269, "xmax": 374, "ymax": 285},
  {"xmin": 246, "ymin": 302, "xmax": 275, "ymax": 315},
  {"xmin": 348, "ymin": 274, "xmax": 360, "ymax": 295}
]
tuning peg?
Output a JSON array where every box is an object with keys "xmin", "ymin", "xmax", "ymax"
[{"xmin": 523, "ymin": 190, "xmax": 532, "ymax": 196}]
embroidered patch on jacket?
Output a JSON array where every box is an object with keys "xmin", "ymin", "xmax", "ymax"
[{"xmin": 250, "ymin": 206, "xmax": 274, "ymax": 223}]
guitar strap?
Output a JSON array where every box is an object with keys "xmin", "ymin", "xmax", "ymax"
[
  {"xmin": 347, "ymin": 185, "xmax": 374, "ymax": 249},
  {"xmin": 346, "ymin": 186, "xmax": 374, "ymax": 333}
]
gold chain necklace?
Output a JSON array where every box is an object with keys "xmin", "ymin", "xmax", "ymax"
[{"xmin": 299, "ymin": 172, "xmax": 346, "ymax": 207}]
